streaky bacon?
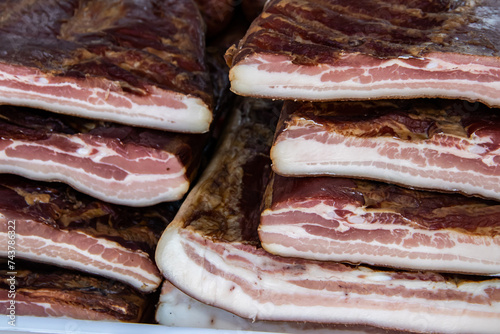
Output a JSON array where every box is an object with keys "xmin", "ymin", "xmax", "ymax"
[
  {"xmin": 0, "ymin": 0, "xmax": 213, "ymax": 133},
  {"xmin": 0, "ymin": 105, "xmax": 206, "ymax": 206},
  {"xmin": 225, "ymin": 0, "xmax": 500, "ymax": 107},
  {"xmin": 155, "ymin": 98, "xmax": 500, "ymax": 334},
  {"xmin": 260, "ymin": 174, "xmax": 500, "ymax": 275},
  {"xmin": 156, "ymin": 280, "xmax": 402, "ymax": 334},
  {"xmin": 271, "ymin": 99, "xmax": 500, "ymax": 200},
  {"xmin": 0, "ymin": 175, "xmax": 179, "ymax": 292},
  {"xmin": 0, "ymin": 262, "xmax": 151, "ymax": 322}
]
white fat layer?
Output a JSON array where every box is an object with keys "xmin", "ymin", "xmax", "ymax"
[
  {"xmin": 155, "ymin": 227, "xmax": 500, "ymax": 333},
  {"xmin": 230, "ymin": 57, "xmax": 500, "ymax": 107},
  {"xmin": 0, "ymin": 140, "xmax": 189, "ymax": 206},
  {"xmin": 0, "ymin": 229, "xmax": 160, "ymax": 292},
  {"xmin": 271, "ymin": 134, "xmax": 500, "ymax": 200},
  {"xmin": 0, "ymin": 70, "xmax": 212, "ymax": 133}
]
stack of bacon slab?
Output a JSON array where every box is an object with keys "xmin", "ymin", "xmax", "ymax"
[
  {"xmin": 156, "ymin": 0, "xmax": 500, "ymax": 333},
  {"xmin": 0, "ymin": 0, "xmax": 230, "ymax": 323},
  {"xmin": 155, "ymin": 98, "xmax": 500, "ymax": 333}
]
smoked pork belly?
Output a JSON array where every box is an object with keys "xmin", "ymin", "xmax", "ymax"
[
  {"xmin": 260, "ymin": 174, "xmax": 500, "ymax": 275},
  {"xmin": 0, "ymin": 262, "xmax": 151, "ymax": 322},
  {"xmin": 156, "ymin": 280, "xmax": 401, "ymax": 334},
  {"xmin": 155, "ymin": 98, "xmax": 500, "ymax": 334},
  {"xmin": 0, "ymin": 0, "xmax": 213, "ymax": 133},
  {"xmin": 0, "ymin": 175, "xmax": 179, "ymax": 292},
  {"xmin": 0, "ymin": 105, "xmax": 206, "ymax": 206},
  {"xmin": 225, "ymin": 0, "xmax": 500, "ymax": 106},
  {"xmin": 272, "ymin": 99, "xmax": 500, "ymax": 200}
]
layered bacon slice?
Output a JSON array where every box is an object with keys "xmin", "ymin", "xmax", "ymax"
[
  {"xmin": 156, "ymin": 280, "xmax": 398, "ymax": 334},
  {"xmin": 260, "ymin": 174, "xmax": 500, "ymax": 275},
  {"xmin": 0, "ymin": 263, "xmax": 151, "ymax": 322},
  {"xmin": 272, "ymin": 99, "xmax": 500, "ymax": 200},
  {"xmin": 0, "ymin": 105, "xmax": 205, "ymax": 206},
  {"xmin": 0, "ymin": 0, "xmax": 213, "ymax": 133},
  {"xmin": 0, "ymin": 175, "xmax": 178, "ymax": 292},
  {"xmin": 225, "ymin": 0, "xmax": 500, "ymax": 107},
  {"xmin": 155, "ymin": 98, "xmax": 500, "ymax": 333}
]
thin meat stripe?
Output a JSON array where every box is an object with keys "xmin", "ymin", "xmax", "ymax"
[
  {"xmin": 260, "ymin": 174, "xmax": 500, "ymax": 275},
  {"xmin": 226, "ymin": 0, "xmax": 500, "ymax": 106},
  {"xmin": 155, "ymin": 98, "xmax": 500, "ymax": 333},
  {"xmin": 271, "ymin": 99, "xmax": 500, "ymax": 200},
  {"xmin": 0, "ymin": 0, "xmax": 213, "ymax": 133}
]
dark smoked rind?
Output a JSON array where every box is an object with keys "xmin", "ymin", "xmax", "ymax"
[{"xmin": 228, "ymin": 0, "xmax": 500, "ymax": 67}]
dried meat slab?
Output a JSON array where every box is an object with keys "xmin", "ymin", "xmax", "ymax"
[
  {"xmin": 226, "ymin": 0, "xmax": 500, "ymax": 106},
  {"xmin": 0, "ymin": 175, "xmax": 179, "ymax": 292},
  {"xmin": 155, "ymin": 98, "xmax": 500, "ymax": 334},
  {"xmin": 156, "ymin": 280, "xmax": 400, "ymax": 334},
  {"xmin": 0, "ymin": 0, "xmax": 213, "ymax": 133},
  {"xmin": 272, "ymin": 99, "xmax": 500, "ymax": 200},
  {"xmin": 0, "ymin": 262, "xmax": 151, "ymax": 322},
  {"xmin": 0, "ymin": 105, "xmax": 206, "ymax": 206},
  {"xmin": 260, "ymin": 174, "xmax": 500, "ymax": 276}
]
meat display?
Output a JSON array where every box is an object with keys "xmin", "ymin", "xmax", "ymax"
[
  {"xmin": 271, "ymin": 99, "xmax": 500, "ymax": 200},
  {"xmin": 0, "ymin": 105, "xmax": 207, "ymax": 206},
  {"xmin": 0, "ymin": 0, "xmax": 213, "ymax": 133},
  {"xmin": 0, "ymin": 262, "xmax": 151, "ymax": 322},
  {"xmin": 155, "ymin": 98, "xmax": 500, "ymax": 333},
  {"xmin": 0, "ymin": 175, "xmax": 179, "ymax": 292},
  {"xmin": 260, "ymin": 174, "xmax": 500, "ymax": 275},
  {"xmin": 225, "ymin": 0, "xmax": 500, "ymax": 106}
]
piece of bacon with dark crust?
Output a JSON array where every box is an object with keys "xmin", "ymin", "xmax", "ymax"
[
  {"xmin": 0, "ymin": 25, "xmax": 236, "ymax": 207},
  {"xmin": 272, "ymin": 99, "xmax": 500, "ymax": 201},
  {"xmin": 0, "ymin": 0, "xmax": 213, "ymax": 133},
  {"xmin": 260, "ymin": 174, "xmax": 500, "ymax": 275},
  {"xmin": 226, "ymin": 0, "xmax": 500, "ymax": 107},
  {"xmin": 155, "ymin": 98, "xmax": 500, "ymax": 334},
  {"xmin": 0, "ymin": 175, "xmax": 179, "ymax": 293},
  {"xmin": 0, "ymin": 262, "xmax": 152, "ymax": 322},
  {"xmin": 0, "ymin": 105, "xmax": 207, "ymax": 206}
]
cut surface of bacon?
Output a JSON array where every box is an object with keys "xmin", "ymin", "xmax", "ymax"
[
  {"xmin": 0, "ymin": 105, "xmax": 206, "ymax": 206},
  {"xmin": 0, "ymin": 262, "xmax": 151, "ymax": 322},
  {"xmin": 272, "ymin": 99, "xmax": 500, "ymax": 201},
  {"xmin": 260, "ymin": 174, "xmax": 500, "ymax": 275},
  {"xmin": 225, "ymin": 0, "xmax": 500, "ymax": 106},
  {"xmin": 0, "ymin": 175, "xmax": 179, "ymax": 292},
  {"xmin": 0, "ymin": 0, "xmax": 213, "ymax": 133},
  {"xmin": 155, "ymin": 98, "xmax": 500, "ymax": 333}
]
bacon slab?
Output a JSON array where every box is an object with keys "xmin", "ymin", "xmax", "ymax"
[
  {"xmin": 225, "ymin": 0, "xmax": 500, "ymax": 106},
  {"xmin": 194, "ymin": 0, "xmax": 235, "ymax": 37},
  {"xmin": 156, "ymin": 280, "xmax": 398, "ymax": 334},
  {"xmin": 0, "ymin": 105, "xmax": 208, "ymax": 206},
  {"xmin": 0, "ymin": 262, "xmax": 151, "ymax": 322},
  {"xmin": 0, "ymin": 175, "xmax": 179, "ymax": 292},
  {"xmin": 272, "ymin": 99, "xmax": 500, "ymax": 200},
  {"xmin": 260, "ymin": 174, "xmax": 500, "ymax": 275},
  {"xmin": 155, "ymin": 98, "xmax": 500, "ymax": 333},
  {"xmin": 0, "ymin": 0, "xmax": 213, "ymax": 133}
]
